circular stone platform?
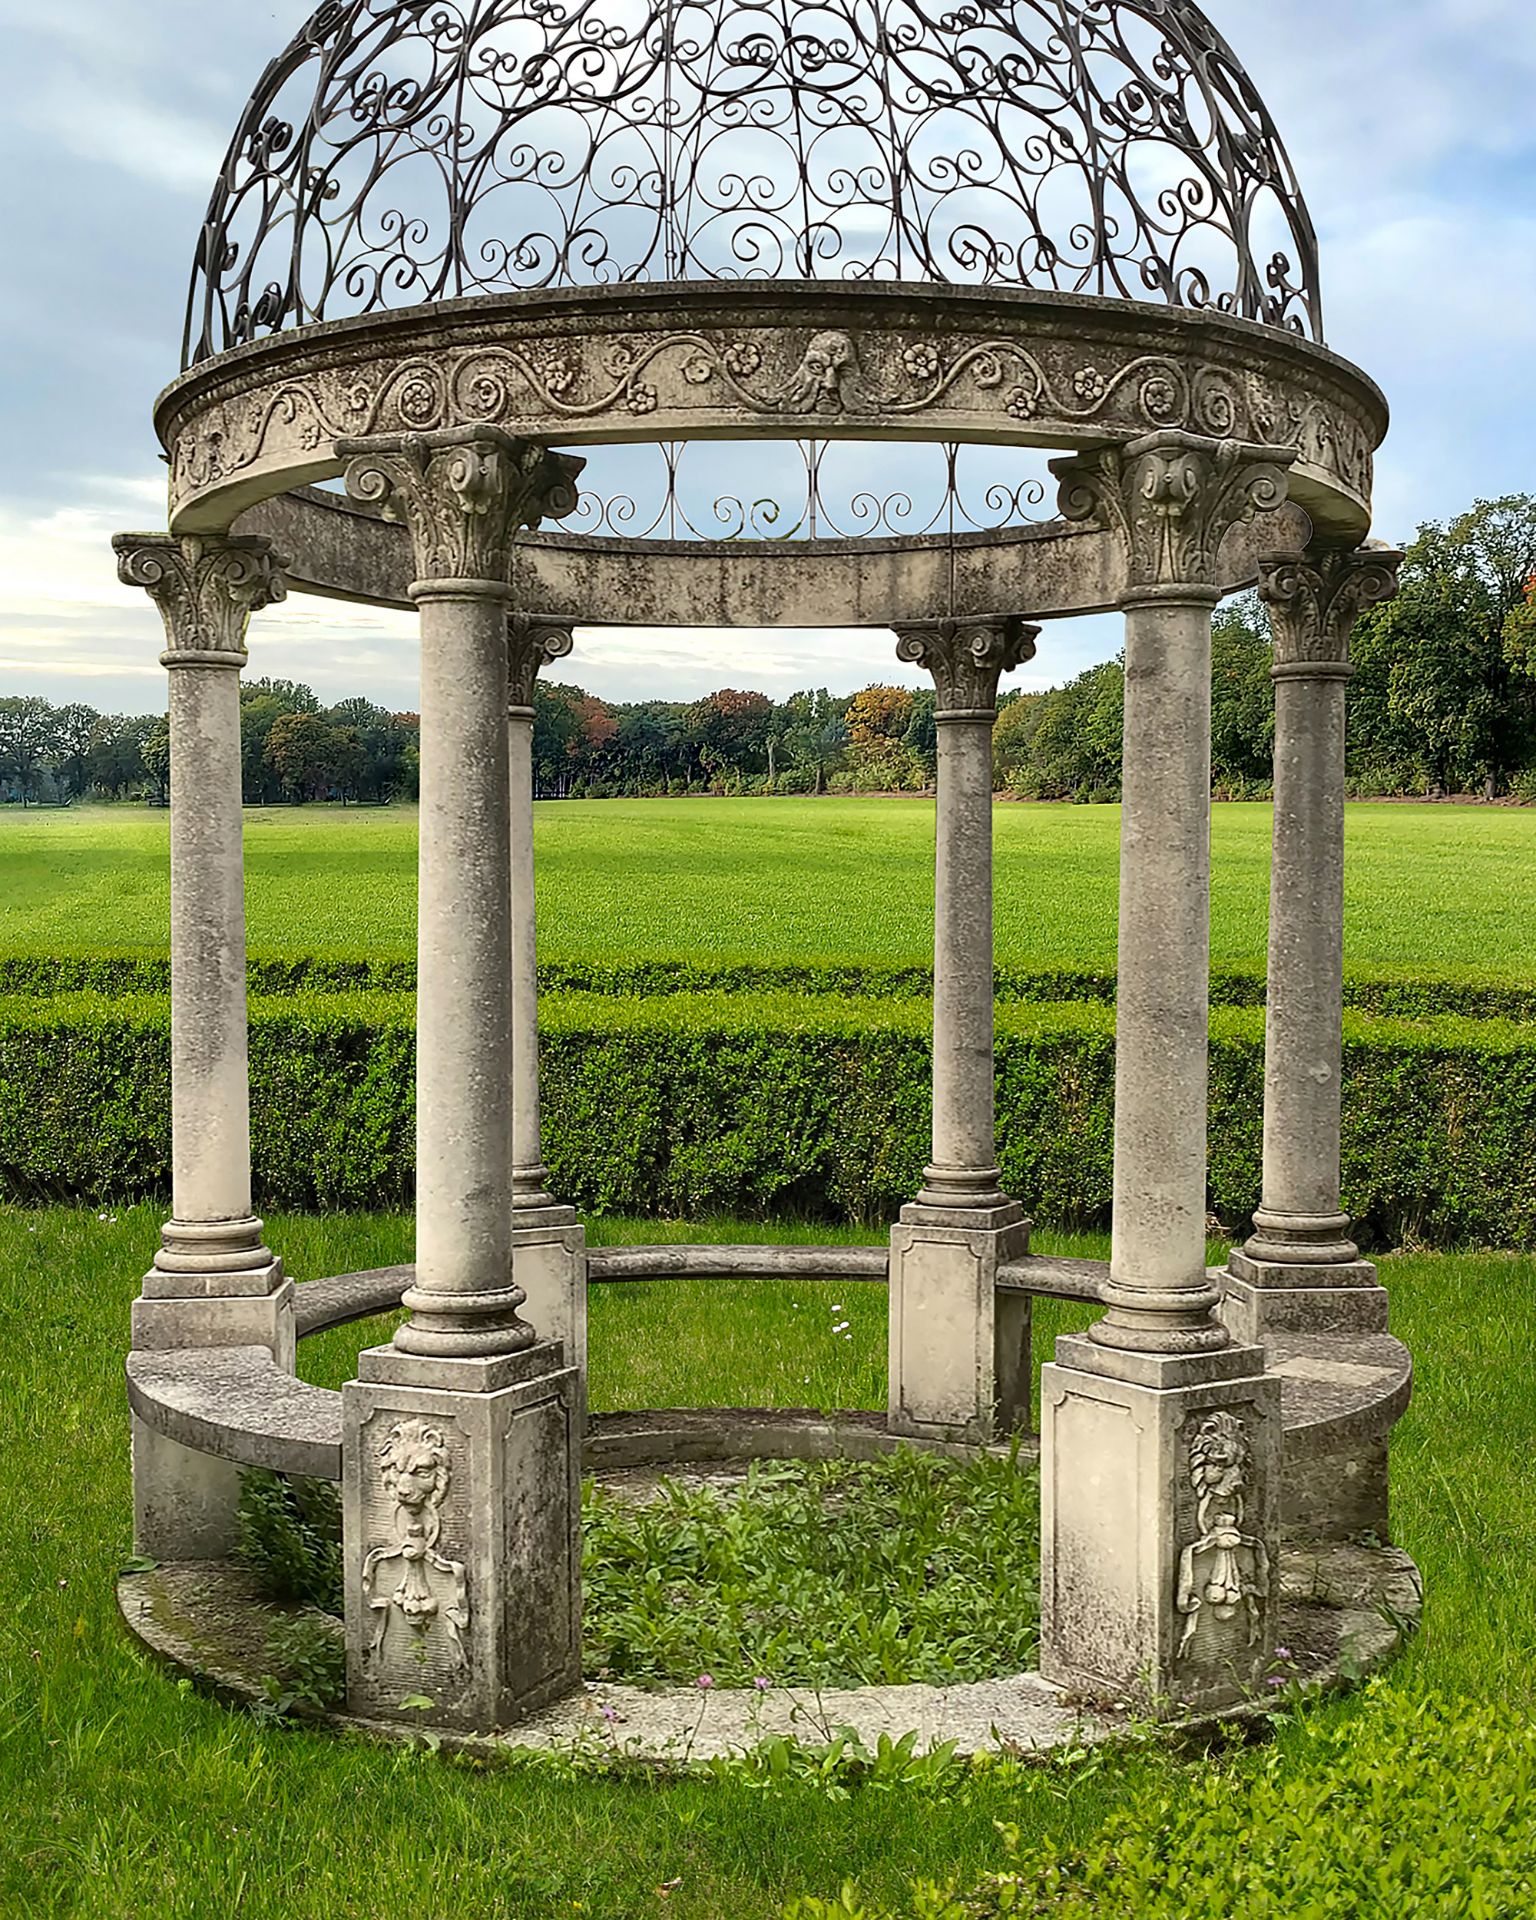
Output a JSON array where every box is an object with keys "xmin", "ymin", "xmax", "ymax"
[{"xmin": 119, "ymin": 1529, "xmax": 1419, "ymax": 1762}]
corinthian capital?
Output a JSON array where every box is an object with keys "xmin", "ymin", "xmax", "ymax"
[
  {"xmin": 113, "ymin": 533, "xmax": 286, "ymax": 667},
  {"xmin": 1053, "ymin": 431, "xmax": 1295, "ymax": 597},
  {"xmin": 893, "ymin": 615, "xmax": 1039, "ymax": 718},
  {"xmin": 338, "ymin": 428, "xmax": 585, "ymax": 589},
  {"xmin": 1260, "ymin": 541, "xmax": 1403, "ymax": 673},
  {"xmin": 508, "ymin": 615, "xmax": 576, "ymax": 710}
]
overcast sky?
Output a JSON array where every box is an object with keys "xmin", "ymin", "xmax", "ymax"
[{"xmin": 1, "ymin": 0, "xmax": 1533, "ymax": 717}]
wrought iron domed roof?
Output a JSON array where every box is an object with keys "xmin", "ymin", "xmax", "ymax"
[{"xmin": 184, "ymin": 0, "xmax": 1322, "ymax": 369}]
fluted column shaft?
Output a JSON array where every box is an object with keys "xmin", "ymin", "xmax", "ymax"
[
  {"xmin": 1245, "ymin": 545, "xmax": 1403, "ymax": 1265},
  {"xmin": 341, "ymin": 428, "xmax": 584, "ymax": 1360}
]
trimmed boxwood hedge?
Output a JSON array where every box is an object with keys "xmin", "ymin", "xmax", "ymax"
[
  {"xmin": 3, "ymin": 951, "xmax": 1536, "ymax": 1020},
  {"xmin": 1, "ymin": 991, "xmax": 1532, "ymax": 1248}
]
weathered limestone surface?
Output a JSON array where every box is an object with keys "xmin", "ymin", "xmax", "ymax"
[
  {"xmin": 507, "ymin": 616, "xmax": 587, "ymax": 1386},
  {"xmin": 1225, "ymin": 542, "xmax": 1404, "ymax": 1348},
  {"xmin": 344, "ymin": 1344, "xmax": 581, "ymax": 1731},
  {"xmin": 113, "ymin": 532, "xmax": 293, "ymax": 1558},
  {"xmin": 1038, "ymin": 433, "xmax": 1296, "ymax": 1711},
  {"xmin": 330, "ymin": 428, "xmax": 587, "ymax": 1733},
  {"xmin": 888, "ymin": 617, "xmax": 1033, "ymax": 1443},
  {"xmin": 236, "ymin": 482, "xmax": 1314, "ymax": 629}
]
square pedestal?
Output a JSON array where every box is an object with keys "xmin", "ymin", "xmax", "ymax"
[
  {"xmin": 1041, "ymin": 1337, "xmax": 1282, "ymax": 1713},
  {"xmin": 1221, "ymin": 1251, "xmax": 1387, "ymax": 1344},
  {"xmin": 889, "ymin": 1210, "xmax": 1029, "ymax": 1442},
  {"xmin": 511, "ymin": 1215, "xmax": 587, "ymax": 1402},
  {"xmin": 343, "ymin": 1342, "xmax": 581, "ymax": 1733}
]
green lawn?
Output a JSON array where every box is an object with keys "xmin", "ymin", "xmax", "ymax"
[
  {"xmin": 7, "ymin": 1204, "xmax": 1536, "ymax": 1916},
  {"xmin": 2, "ymin": 800, "xmax": 1534, "ymax": 984}
]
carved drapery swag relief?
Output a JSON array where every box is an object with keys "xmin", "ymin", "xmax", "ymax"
[
  {"xmin": 1175, "ymin": 1409, "xmax": 1271, "ymax": 1659},
  {"xmin": 1054, "ymin": 431, "xmax": 1295, "ymax": 597},
  {"xmin": 339, "ymin": 429, "xmax": 585, "ymax": 586},
  {"xmin": 361, "ymin": 1417, "xmax": 471, "ymax": 1670},
  {"xmin": 508, "ymin": 616, "xmax": 576, "ymax": 712},
  {"xmin": 894, "ymin": 616, "xmax": 1040, "ymax": 718},
  {"xmin": 114, "ymin": 534, "xmax": 287, "ymax": 665},
  {"xmin": 1260, "ymin": 544, "xmax": 1404, "ymax": 673}
]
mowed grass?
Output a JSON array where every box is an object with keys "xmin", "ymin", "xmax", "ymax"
[
  {"xmin": 8, "ymin": 1202, "xmax": 1536, "ymax": 1917},
  {"xmin": 2, "ymin": 799, "xmax": 1534, "ymax": 982}
]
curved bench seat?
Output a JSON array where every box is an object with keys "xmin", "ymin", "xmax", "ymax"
[
  {"xmin": 127, "ymin": 1346, "xmax": 342, "ymax": 1482},
  {"xmin": 293, "ymin": 1264, "xmax": 411, "ymax": 1337}
]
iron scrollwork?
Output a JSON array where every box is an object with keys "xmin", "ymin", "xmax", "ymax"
[{"xmin": 185, "ymin": 0, "xmax": 1323, "ymax": 367}]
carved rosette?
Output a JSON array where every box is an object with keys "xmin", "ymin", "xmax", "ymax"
[
  {"xmin": 1260, "ymin": 543, "xmax": 1403, "ymax": 675},
  {"xmin": 338, "ymin": 428, "xmax": 585, "ymax": 588},
  {"xmin": 1053, "ymin": 431, "xmax": 1296, "ymax": 599},
  {"xmin": 894, "ymin": 616, "xmax": 1040, "ymax": 719},
  {"xmin": 508, "ymin": 616, "xmax": 576, "ymax": 711},
  {"xmin": 114, "ymin": 533, "xmax": 286, "ymax": 667}
]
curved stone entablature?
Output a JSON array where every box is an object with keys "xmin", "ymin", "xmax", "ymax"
[
  {"xmin": 236, "ymin": 483, "xmax": 1311, "ymax": 630},
  {"xmin": 159, "ymin": 283, "xmax": 1386, "ymax": 542}
]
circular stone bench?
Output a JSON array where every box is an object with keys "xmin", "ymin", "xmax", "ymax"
[{"xmin": 127, "ymin": 1251, "xmax": 1411, "ymax": 1544}]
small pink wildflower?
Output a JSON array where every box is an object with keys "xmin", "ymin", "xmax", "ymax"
[
  {"xmin": 696, "ymin": 1673, "xmax": 715, "ymax": 1690},
  {"xmin": 753, "ymin": 1676, "xmax": 772, "ymax": 1691}
]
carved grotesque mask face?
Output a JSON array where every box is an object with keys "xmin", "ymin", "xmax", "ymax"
[
  {"xmin": 804, "ymin": 330, "xmax": 852, "ymax": 391},
  {"xmin": 393, "ymin": 1452, "xmax": 439, "ymax": 1510}
]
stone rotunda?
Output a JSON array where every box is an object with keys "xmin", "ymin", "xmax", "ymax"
[{"xmin": 117, "ymin": 0, "xmax": 1415, "ymax": 1741}]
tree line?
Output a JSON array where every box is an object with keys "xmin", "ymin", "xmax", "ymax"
[{"xmin": 5, "ymin": 495, "xmax": 1535, "ymax": 807}]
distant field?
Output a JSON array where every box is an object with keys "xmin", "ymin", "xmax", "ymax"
[{"xmin": 1, "ymin": 798, "xmax": 1533, "ymax": 983}]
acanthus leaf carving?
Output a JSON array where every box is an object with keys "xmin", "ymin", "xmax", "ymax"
[
  {"xmin": 1260, "ymin": 542, "xmax": 1403, "ymax": 669},
  {"xmin": 508, "ymin": 614, "xmax": 576, "ymax": 710},
  {"xmin": 894, "ymin": 615, "xmax": 1040, "ymax": 716},
  {"xmin": 338, "ymin": 428, "xmax": 585, "ymax": 585},
  {"xmin": 113, "ymin": 533, "xmax": 287, "ymax": 664},
  {"xmin": 1052, "ymin": 431, "xmax": 1296, "ymax": 594}
]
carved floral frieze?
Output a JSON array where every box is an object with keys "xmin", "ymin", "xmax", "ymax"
[{"xmin": 161, "ymin": 308, "xmax": 1381, "ymax": 530}]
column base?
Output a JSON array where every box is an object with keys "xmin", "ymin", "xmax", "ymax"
[
  {"xmin": 889, "ymin": 1205, "xmax": 1030, "ymax": 1443},
  {"xmin": 131, "ymin": 1279, "xmax": 295, "ymax": 1369},
  {"xmin": 1041, "ymin": 1334, "xmax": 1282, "ymax": 1714},
  {"xmin": 1222, "ymin": 1249, "xmax": 1387, "ymax": 1344},
  {"xmin": 343, "ymin": 1340, "xmax": 581, "ymax": 1733}
]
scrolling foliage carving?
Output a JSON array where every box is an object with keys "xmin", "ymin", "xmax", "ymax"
[
  {"xmin": 894, "ymin": 615, "xmax": 1040, "ymax": 716},
  {"xmin": 185, "ymin": 0, "xmax": 1322, "ymax": 367},
  {"xmin": 1054, "ymin": 431, "xmax": 1293, "ymax": 594},
  {"xmin": 114, "ymin": 534, "xmax": 287, "ymax": 663},
  {"xmin": 1260, "ymin": 543, "xmax": 1403, "ymax": 669}
]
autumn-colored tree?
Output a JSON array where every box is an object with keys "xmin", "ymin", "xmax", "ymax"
[{"xmin": 845, "ymin": 683, "xmax": 919, "ymax": 791}]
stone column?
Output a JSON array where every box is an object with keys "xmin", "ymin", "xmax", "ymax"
[
  {"xmin": 507, "ymin": 615, "xmax": 587, "ymax": 1392},
  {"xmin": 114, "ymin": 532, "xmax": 292, "ymax": 1560},
  {"xmin": 1224, "ymin": 544, "xmax": 1403, "ymax": 1350},
  {"xmin": 887, "ymin": 616, "xmax": 1035, "ymax": 1443},
  {"xmin": 336, "ymin": 428, "xmax": 587, "ymax": 1732},
  {"xmin": 1038, "ymin": 431, "xmax": 1295, "ymax": 1712}
]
